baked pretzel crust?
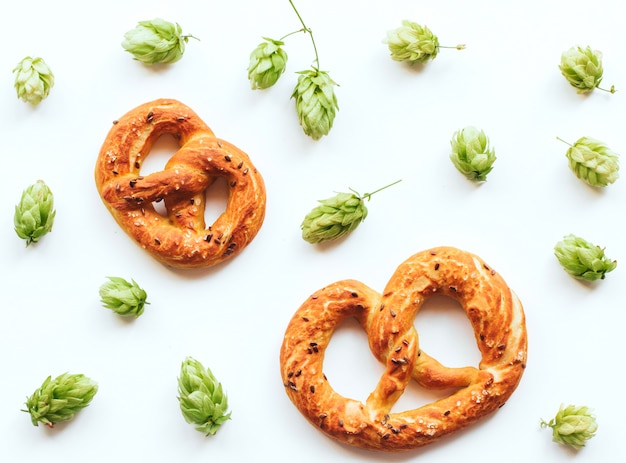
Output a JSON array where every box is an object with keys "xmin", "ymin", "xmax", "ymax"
[
  {"xmin": 95, "ymin": 99, "xmax": 266, "ymax": 269},
  {"xmin": 280, "ymin": 246, "xmax": 527, "ymax": 451}
]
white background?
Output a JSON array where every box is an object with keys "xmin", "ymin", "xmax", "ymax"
[{"xmin": 1, "ymin": 0, "xmax": 624, "ymax": 461}]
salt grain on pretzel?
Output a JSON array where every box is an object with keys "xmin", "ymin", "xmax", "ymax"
[
  {"xmin": 95, "ymin": 99, "xmax": 266, "ymax": 269},
  {"xmin": 280, "ymin": 246, "xmax": 527, "ymax": 451}
]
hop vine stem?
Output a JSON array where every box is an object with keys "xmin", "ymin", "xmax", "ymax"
[
  {"xmin": 438, "ymin": 44, "xmax": 467, "ymax": 51},
  {"xmin": 288, "ymin": 0, "xmax": 320, "ymax": 70},
  {"xmin": 351, "ymin": 179, "xmax": 402, "ymax": 201},
  {"xmin": 280, "ymin": 29, "xmax": 306, "ymax": 41},
  {"xmin": 556, "ymin": 136, "xmax": 572, "ymax": 147},
  {"xmin": 597, "ymin": 84, "xmax": 616, "ymax": 94}
]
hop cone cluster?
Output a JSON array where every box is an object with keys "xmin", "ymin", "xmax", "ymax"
[
  {"xmin": 14, "ymin": 180, "xmax": 56, "ymax": 246},
  {"xmin": 554, "ymin": 234, "xmax": 616, "ymax": 281},
  {"xmin": 23, "ymin": 373, "xmax": 98, "ymax": 428},
  {"xmin": 541, "ymin": 404, "xmax": 598, "ymax": 450},
  {"xmin": 13, "ymin": 56, "xmax": 54, "ymax": 105},
  {"xmin": 291, "ymin": 69, "xmax": 338, "ymax": 140},
  {"xmin": 122, "ymin": 18, "xmax": 193, "ymax": 65},
  {"xmin": 301, "ymin": 191, "xmax": 368, "ymax": 244},
  {"xmin": 178, "ymin": 357, "xmax": 231, "ymax": 436},
  {"xmin": 385, "ymin": 20, "xmax": 440, "ymax": 64},
  {"xmin": 563, "ymin": 136, "xmax": 619, "ymax": 187},
  {"xmin": 247, "ymin": 37, "xmax": 288, "ymax": 89},
  {"xmin": 450, "ymin": 126, "xmax": 496, "ymax": 182},
  {"xmin": 559, "ymin": 46, "xmax": 613, "ymax": 93},
  {"xmin": 99, "ymin": 277, "xmax": 149, "ymax": 317}
]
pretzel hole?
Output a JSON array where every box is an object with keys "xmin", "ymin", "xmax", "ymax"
[
  {"xmin": 413, "ymin": 295, "xmax": 481, "ymax": 368},
  {"xmin": 203, "ymin": 177, "xmax": 229, "ymax": 225},
  {"xmin": 323, "ymin": 317, "xmax": 385, "ymax": 403},
  {"xmin": 392, "ymin": 378, "xmax": 463, "ymax": 412},
  {"xmin": 140, "ymin": 133, "xmax": 180, "ymax": 175}
]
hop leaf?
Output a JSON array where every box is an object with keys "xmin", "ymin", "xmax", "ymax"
[
  {"xmin": 247, "ymin": 37, "xmax": 288, "ymax": 89},
  {"xmin": 99, "ymin": 277, "xmax": 149, "ymax": 317},
  {"xmin": 385, "ymin": 20, "xmax": 440, "ymax": 64},
  {"xmin": 450, "ymin": 126, "xmax": 496, "ymax": 182},
  {"xmin": 554, "ymin": 234, "xmax": 616, "ymax": 281},
  {"xmin": 541, "ymin": 404, "xmax": 598, "ymax": 450},
  {"xmin": 291, "ymin": 69, "xmax": 339, "ymax": 140},
  {"xmin": 23, "ymin": 373, "xmax": 98, "ymax": 428},
  {"xmin": 178, "ymin": 357, "xmax": 231, "ymax": 436},
  {"xmin": 13, "ymin": 56, "xmax": 54, "ymax": 105},
  {"xmin": 559, "ymin": 136, "xmax": 619, "ymax": 187},
  {"xmin": 122, "ymin": 18, "xmax": 195, "ymax": 65},
  {"xmin": 14, "ymin": 180, "xmax": 56, "ymax": 246},
  {"xmin": 301, "ymin": 180, "xmax": 401, "ymax": 244},
  {"xmin": 559, "ymin": 46, "xmax": 615, "ymax": 93}
]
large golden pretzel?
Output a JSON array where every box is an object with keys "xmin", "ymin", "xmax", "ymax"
[
  {"xmin": 280, "ymin": 246, "xmax": 527, "ymax": 451},
  {"xmin": 94, "ymin": 99, "xmax": 266, "ymax": 269}
]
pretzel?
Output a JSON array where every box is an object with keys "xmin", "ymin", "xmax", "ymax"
[
  {"xmin": 94, "ymin": 99, "xmax": 266, "ymax": 269},
  {"xmin": 280, "ymin": 246, "xmax": 527, "ymax": 452}
]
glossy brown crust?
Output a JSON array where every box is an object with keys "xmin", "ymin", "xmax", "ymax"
[
  {"xmin": 94, "ymin": 99, "xmax": 266, "ymax": 269},
  {"xmin": 280, "ymin": 246, "xmax": 527, "ymax": 451}
]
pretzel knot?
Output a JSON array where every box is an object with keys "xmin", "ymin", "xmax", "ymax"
[
  {"xmin": 94, "ymin": 99, "xmax": 266, "ymax": 269},
  {"xmin": 280, "ymin": 246, "xmax": 527, "ymax": 452}
]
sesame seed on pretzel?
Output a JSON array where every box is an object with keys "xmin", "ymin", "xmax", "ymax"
[
  {"xmin": 280, "ymin": 246, "xmax": 527, "ymax": 451},
  {"xmin": 94, "ymin": 99, "xmax": 266, "ymax": 269}
]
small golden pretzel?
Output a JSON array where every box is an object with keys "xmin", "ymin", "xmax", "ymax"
[
  {"xmin": 280, "ymin": 246, "xmax": 527, "ymax": 451},
  {"xmin": 94, "ymin": 99, "xmax": 266, "ymax": 269}
]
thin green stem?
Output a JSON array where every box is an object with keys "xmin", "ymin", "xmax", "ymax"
[
  {"xmin": 288, "ymin": 0, "xmax": 320, "ymax": 69},
  {"xmin": 556, "ymin": 136, "xmax": 572, "ymax": 147},
  {"xmin": 438, "ymin": 44, "xmax": 466, "ymax": 50},
  {"xmin": 596, "ymin": 84, "xmax": 616, "ymax": 94},
  {"xmin": 539, "ymin": 419, "xmax": 552, "ymax": 429},
  {"xmin": 279, "ymin": 29, "xmax": 306, "ymax": 41},
  {"xmin": 352, "ymin": 179, "xmax": 402, "ymax": 201}
]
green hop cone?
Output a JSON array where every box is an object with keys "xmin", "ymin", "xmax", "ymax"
[
  {"xmin": 559, "ymin": 46, "xmax": 615, "ymax": 94},
  {"xmin": 385, "ymin": 20, "xmax": 440, "ymax": 64},
  {"xmin": 13, "ymin": 56, "xmax": 54, "ymax": 105},
  {"xmin": 559, "ymin": 136, "xmax": 619, "ymax": 187},
  {"xmin": 23, "ymin": 373, "xmax": 98, "ymax": 428},
  {"xmin": 247, "ymin": 37, "xmax": 288, "ymax": 90},
  {"xmin": 291, "ymin": 69, "xmax": 338, "ymax": 140},
  {"xmin": 541, "ymin": 404, "xmax": 598, "ymax": 450},
  {"xmin": 450, "ymin": 126, "xmax": 496, "ymax": 182},
  {"xmin": 122, "ymin": 18, "xmax": 195, "ymax": 65},
  {"xmin": 178, "ymin": 357, "xmax": 231, "ymax": 436},
  {"xmin": 99, "ymin": 277, "xmax": 149, "ymax": 317},
  {"xmin": 301, "ymin": 180, "xmax": 401, "ymax": 244},
  {"xmin": 554, "ymin": 234, "xmax": 616, "ymax": 281},
  {"xmin": 384, "ymin": 20, "xmax": 464, "ymax": 65},
  {"xmin": 14, "ymin": 180, "xmax": 56, "ymax": 246},
  {"xmin": 301, "ymin": 192, "xmax": 367, "ymax": 244}
]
